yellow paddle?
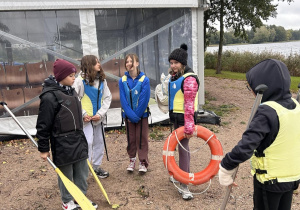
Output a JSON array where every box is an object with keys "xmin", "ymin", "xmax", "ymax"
[
  {"xmin": 0, "ymin": 102, "xmax": 94, "ymax": 210},
  {"xmin": 87, "ymin": 160, "xmax": 119, "ymax": 209}
]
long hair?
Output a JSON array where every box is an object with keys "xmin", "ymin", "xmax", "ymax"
[
  {"xmin": 80, "ymin": 55, "xmax": 106, "ymax": 86},
  {"xmin": 124, "ymin": 53, "xmax": 140, "ymax": 75},
  {"xmin": 168, "ymin": 64, "xmax": 185, "ymax": 78}
]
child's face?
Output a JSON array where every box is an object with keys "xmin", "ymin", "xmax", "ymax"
[
  {"xmin": 126, "ymin": 56, "xmax": 139, "ymax": 71},
  {"xmin": 169, "ymin": 59, "xmax": 182, "ymax": 73},
  {"xmin": 93, "ymin": 59, "xmax": 101, "ymax": 72},
  {"xmin": 60, "ymin": 73, "xmax": 76, "ymax": 86}
]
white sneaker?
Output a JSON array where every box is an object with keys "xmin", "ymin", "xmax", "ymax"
[
  {"xmin": 139, "ymin": 162, "xmax": 147, "ymax": 173},
  {"xmin": 169, "ymin": 176, "xmax": 179, "ymax": 183},
  {"xmin": 127, "ymin": 157, "xmax": 136, "ymax": 172},
  {"xmin": 178, "ymin": 184, "xmax": 193, "ymax": 200},
  {"xmin": 74, "ymin": 199, "xmax": 98, "ymax": 209},
  {"xmin": 62, "ymin": 200, "xmax": 78, "ymax": 210}
]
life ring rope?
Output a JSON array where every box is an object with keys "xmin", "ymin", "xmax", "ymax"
[
  {"xmin": 165, "ymin": 133, "xmax": 173, "ymax": 172},
  {"xmin": 175, "ymin": 129, "xmax": 215, "ymax": 154},
  {"xmin": 170, "ymin": 176, "xmax": 212, "ymax": 195}
]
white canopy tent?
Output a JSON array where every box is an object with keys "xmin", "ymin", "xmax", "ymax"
[{"xmin": 0, "ymin": 0, "xmax": 209, "ymax": 136}]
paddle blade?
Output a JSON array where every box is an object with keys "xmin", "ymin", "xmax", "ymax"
[
  {"xmin": 87, "ymin": 160, "xmax": 111, "ymax": 204},
  {"xmin": 55, "ymin": 168, "xmax": 94, "ymax": 210}
]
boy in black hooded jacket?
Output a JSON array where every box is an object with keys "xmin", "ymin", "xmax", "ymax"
[
  {"xmin": 219, "ymin": 59, "xmax": 300, "ymax": 210},
  {"xmin": 36, "ymin": 59, "xmax": 97, "ymax": 210}
]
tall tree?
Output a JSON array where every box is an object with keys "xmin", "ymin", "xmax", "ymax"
[{"xmin": 204, "ymin": 0, "xmax": 294, "ymax": 74}]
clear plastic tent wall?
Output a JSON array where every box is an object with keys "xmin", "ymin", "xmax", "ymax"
[{"xmin": 0, "ymin": 6, "xmax": 205, "ymax": 135}]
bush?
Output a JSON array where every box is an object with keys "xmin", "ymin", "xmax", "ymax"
[{"xmin": 205, "ymin": 50, "xmax": 300, "ymax": 76}]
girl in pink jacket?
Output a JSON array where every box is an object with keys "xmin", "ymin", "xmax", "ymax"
[{"xmin": 168, "ymin": 43, "xmax": 199, "ymax": 200}]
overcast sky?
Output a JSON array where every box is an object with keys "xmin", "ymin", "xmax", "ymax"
[{"xmin": 263, "ymin": 1, "xmax": 300, "ymax": 30}]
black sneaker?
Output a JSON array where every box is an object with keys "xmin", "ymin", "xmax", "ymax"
[{"xmin": 94, "ymin": 167, "xmax": 109, "ymax": 178}]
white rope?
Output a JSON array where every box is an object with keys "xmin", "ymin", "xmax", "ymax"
[
  {"xmin": 165, "ymin": 133, "xmax": 173, "ymax": 172},
  {"xmin": 175, "ymin": 126, "xmax": 215, "ymax": 154},
  {"xmin": 170, "ymin": 176, "xmax": 212, "ymax": 195}
]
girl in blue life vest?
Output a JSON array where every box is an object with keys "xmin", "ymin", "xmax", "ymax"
[
  {"xmin": 73, "ymin": 55, "xmax": 112, "ymax": 179},
  {"xmin": 168, "ymin": 44, "xmax": 199, "ymax": 200},
  {"xmin": 219, "ymin": 59, "xmax": 300, "ymax": 210},
  {"xmin": 119, "ymin": 53, "xmax": 150, "ymax": 173}
]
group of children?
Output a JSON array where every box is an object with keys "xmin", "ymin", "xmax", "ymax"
[{"xmin": 35, "ymin": 43, "xmax": 300, "ymax": 210}]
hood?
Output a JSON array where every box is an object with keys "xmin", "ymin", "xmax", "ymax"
[
  {"xmin": 40, "ymin": 75, "xmax": 69, "ymax": 98},
  {"xmin": 246, "ymin": 59, "xmax": 291, "ymax": 103},
  {"xmin": 184, "ymin": 65, "xmax": 193, "ymax": 74}
]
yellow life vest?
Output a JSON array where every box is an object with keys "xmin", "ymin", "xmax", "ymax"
[
  {"xmin": 169, "ymin": 72, "xmax": 198, "ymax": 113},
  {"xmin": 251, "ymin": 98, "xmax": 300, "ymax": 184}
]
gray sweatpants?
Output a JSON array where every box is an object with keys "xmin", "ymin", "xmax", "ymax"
[
  {"xmin": 174, "ymin": 121, "xmax": 190, "ymax": 173},
  {"xmin": 84, "ymin": 122, "xmax": 105, "ymax": 169},
  {"xmin": 58, "ymin": 159, "xmax": 89, "ymax": 203}
]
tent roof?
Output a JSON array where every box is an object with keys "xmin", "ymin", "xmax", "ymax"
[{"xmin": 1, "ymin": 0, "xmax": 199, "ymax": 11}]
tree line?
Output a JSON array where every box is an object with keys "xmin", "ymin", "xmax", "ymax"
[
  {"xmin": 209, "ymin": 25, "xmax": 300, "ymax": 45},
  {"xmin": 204, "ymin": 0, "xmax": 294, "ymax": 74}
]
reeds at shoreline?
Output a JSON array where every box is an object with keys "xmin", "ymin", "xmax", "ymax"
[{"xmin": 205, "ymin": 50, "xmax": 300, "ymax": 76}]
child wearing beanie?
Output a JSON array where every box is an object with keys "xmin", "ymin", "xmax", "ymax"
[
  {"xmin": 168, "ymin": 44, "xmax": 199, "ymax": 200},
  {"xmin": 36, "ymin": 59, "xmax": 98, "ymax": 209}
]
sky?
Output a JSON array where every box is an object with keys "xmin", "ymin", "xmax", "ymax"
[{"xmin": 262, "ymin": 1, "xmax": 300, "ymax": 30}]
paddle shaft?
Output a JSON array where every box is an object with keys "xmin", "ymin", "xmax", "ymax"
[{"xmin": 1, "ymin": 102, "xmax": 56, "ymax": 169}]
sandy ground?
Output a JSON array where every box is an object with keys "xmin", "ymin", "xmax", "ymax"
[{"xmin": 1, "ymin": 77, "xmax": 300, "ymax": 210}]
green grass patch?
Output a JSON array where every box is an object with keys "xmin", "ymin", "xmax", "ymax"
[
  {"xmin": 202, "ymin": 103, "xmax": 238, "ymax": 117},
  {"xmin": 205, "ymin": 69, "xmax": 246, "ymax": 80},
  {"xmin": 205, "ymin": 69, "xmax": 300, "ymax": 92}
]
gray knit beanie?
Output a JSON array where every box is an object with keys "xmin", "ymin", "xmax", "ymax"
[{"xmin": 168, "ymin": 43, "xmax": 188, "ymax": 66}]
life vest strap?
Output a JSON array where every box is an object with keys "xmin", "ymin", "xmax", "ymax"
[
  {"xmin": 254, "ymin": 151, "xmax": 265, "ymax": 157},
  {"xmin": 256, "ymin": 169, "xmax": 267, "ymax": 174},
  {"xmin": 264, "ymin": 178, "xmax": 278, "ymax": 185}
]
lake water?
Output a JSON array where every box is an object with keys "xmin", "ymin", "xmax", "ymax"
[{"xmin": 206, "ymin": 41, "xmax": 300, "ymax": 56}]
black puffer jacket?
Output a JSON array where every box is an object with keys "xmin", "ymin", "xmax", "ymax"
[
  {"xmin": 36, "ymin": 75, "xmax": 88, "ymax": 167},
  {"xmin": 221, "ymin": 59, "xmax": 299, "ymax": 192}
]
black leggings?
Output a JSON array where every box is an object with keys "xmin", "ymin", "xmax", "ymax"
[{"xmin": 253, "ymin": 179, "xmax": 294, "ymax": 210}]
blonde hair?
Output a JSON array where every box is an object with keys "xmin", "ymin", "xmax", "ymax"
[{"xmin": 168, "ymin": 64, "xmax": 185, "ymax": 77}]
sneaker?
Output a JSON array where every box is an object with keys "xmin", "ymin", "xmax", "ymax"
[
  {"xmin": 94, "ymin": 167, "xmax": 109, "ymax": 178},
  {"xmin": 62, "ymin": 200, "xmax": 78, "ymax": 210},
  {"xmin": 169, "ymin": 176, "xmax": 179, "ymax": 183},
  {"xmin": 127, "ymin": 158, "xmax": 136, "ymax": 172},
  {"xmin": 178, "ymin": 184, "xmax": 193, "ymax": 200},
  {"xmin": 139, "ymin": 162, "xmax": 147, "ymax": 173},
  {"xmin": 74, "ymin": 200, "xmax": 98, "ymax": 209}
]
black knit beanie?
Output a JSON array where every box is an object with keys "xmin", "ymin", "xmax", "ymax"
[{"xmin": 168, "ymin": 43, "xmax": 188, "ymax": 66}]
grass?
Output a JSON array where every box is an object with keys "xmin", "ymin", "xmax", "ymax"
[{"xmin": 205, "ymin": 69, "xmax": 300, "ymax": 92}]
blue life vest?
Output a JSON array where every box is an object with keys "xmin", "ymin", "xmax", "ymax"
[
  {"xmin": 81, "ymin": 80, "xmax": 103, "ymax": 116},
  {"xmin": 121, "ymin": 75, "xmax": 147, "ymax": 117},
  {"xmin": 169, "ymin": 73, "xmax": 198, "ymax": 113}
]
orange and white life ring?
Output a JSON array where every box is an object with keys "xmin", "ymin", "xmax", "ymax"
[{"xmin": 163, "ymin": 125, "xmax": 223, "ymax": 185}]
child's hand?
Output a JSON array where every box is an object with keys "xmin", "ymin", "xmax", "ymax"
[
  {"xmin": 40, "ymin": 152, "xmax": 50, "ymax": 161},
  {"xmin": 184, "ymin": 133, "xmax": 193, "ymax": 139},
  {"xmin": 91, "ymin": 115, "xmax": 101, "ymax": 122},
  {"xmin": 83, "ymin": 115, "xmax": 91, "ymax": 122}
]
